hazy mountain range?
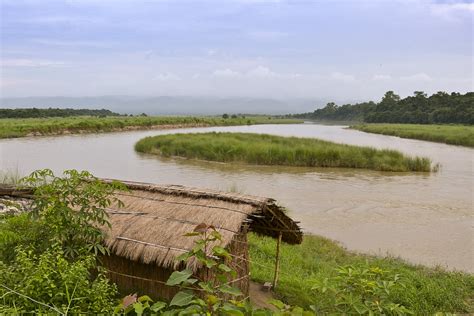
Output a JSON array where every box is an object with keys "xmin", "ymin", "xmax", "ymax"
[{"xmin": 0, "ymin": 96, "xmax": 324, "ymax": 116}]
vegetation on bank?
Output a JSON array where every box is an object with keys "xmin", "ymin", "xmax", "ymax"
[
  {"xmin": 249, "ymin": 234, "xmax": 474, "ymax": 314},
  {"xmin": 352, "ymin": 123, "xmax": 474, "ymax": 148},
  {"xmin": 291, "ymin": 91, "xmax": 474, "ymax": 125},
  {"xmin": 135, "ymin": 132, "xmax": 433, "ymax": 172},
  {"xmin": 0, "ymin": 107, "xmax": 121, "ymax": 119},
  {"xmin": 0, "ymin": 115, "xmax": 301, "ymax": 139},
  {"xmin": 0, "ymin": 169, "xmax": 472, "ymax": 314}
]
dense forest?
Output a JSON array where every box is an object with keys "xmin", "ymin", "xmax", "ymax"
[
  {"xmin": 0, "ymin": 108, "xmax": 120, "ymax": 119},
  {"xmin": 292, "ymin": 91, "xmax": 474, "ymax": 124}
]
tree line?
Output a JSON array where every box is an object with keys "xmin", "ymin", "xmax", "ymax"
[
  {"xmin": 291, "ymin": 91, "xmax": 474, "ymax": 125},
  {"xmin": 0, "ymin": 108, "xmax": 120, "ymax": 119}
]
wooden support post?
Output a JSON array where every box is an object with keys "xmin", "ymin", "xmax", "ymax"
[{"xmin": 272, "ymin": 231, "xmax": 283, "ymax": 289}]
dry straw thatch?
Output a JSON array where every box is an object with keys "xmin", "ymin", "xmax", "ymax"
[{"xmin": 101, "ymin": 180, "xmax": 302, "ymax": 271}]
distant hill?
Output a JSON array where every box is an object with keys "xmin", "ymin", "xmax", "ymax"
[
  {"xmin": 0, "ymin": 96, "xmax": 318, "ymax": 116},
  {"xmin": 0, "ymin": 108, "xmax": 120, "ymax": 119},
  {"xmin": 290, "ymin": 91, "xmax": 474, "ymax": 125}
]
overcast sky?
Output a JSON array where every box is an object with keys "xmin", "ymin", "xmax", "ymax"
[{"xmin": 1, "ymin": 0, "xmax": 473, "ymax": 101}]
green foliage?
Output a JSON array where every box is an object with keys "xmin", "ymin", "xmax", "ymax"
[
  {"xmin": 352, "ymin": 123, "xmax": 474, "ymax": 148},
  {"xmin": 0, "ymin": 107, "xmax": 120, "ymax": 119},
  {"xmin": 0, "ymin": 115, "xmax": 302, "ymax": 138},
  {"xmin": 249, "ymin": 234, "xmax": 474, "ymax": 314},
  {"xmin": 21, "ymin": 169, "xmax": 126, "ymax": 259},
  {"xmin": 311, "ymin": 265, "xmax": 412, "ymax": 314},
  {"xmin": 292, "ymin": 91, "xmax": 474, "ymax": 125},
  {"xmin": 0, "ymin": 169, "xmax": 125, "ymax": 314},
  {"xmin": 0, "ymin": 213, "xmax": 50, "ymax": 262},
  {"xmin": 135, "ymin": 132, "xmax": 433, "ymax": 172},
  {"xmin": 0, "ymin": 245, "xmax": 118, "ymax": 314}
]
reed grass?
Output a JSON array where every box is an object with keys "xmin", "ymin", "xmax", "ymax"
[
  {"xmin": 249, "ymin": 233, "xmax": 474, "ymax": 314},
  {"xmin": 351, "ymin": 123, "xmax": 474, "ymax": 147},
  {"xmin": 135, "ymin": 132, "xmax": 433, "ymax": 172},
  {"xmin": 0, "ymin": 116, "xmax": 301, "ymax": 139},
  {"xmin": 0, "ymin": 169, "xmax": 22, "ymax": 185}
]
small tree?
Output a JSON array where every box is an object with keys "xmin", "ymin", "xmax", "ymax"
[
  {"xmin": 21, "ymin": 169, "xmax": 126, "ymax": 259},
  {"xmin": 222, "ymin": 113, "xmax": 229, "ymax": 119}
]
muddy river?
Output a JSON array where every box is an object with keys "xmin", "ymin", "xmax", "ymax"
[{"xmin": 1, "ymin": 124, "xmax": 472, "ymax": 272}]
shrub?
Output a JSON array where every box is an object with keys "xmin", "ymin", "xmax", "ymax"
[
  {"xmin": 0, "ymin": 213, "xmax": 50, "ymax": 262},
  {"xmin": 0, "ymin": 245, "xmax": 118, "ymax": 314},
  {"xmin": 311, "ymin": 265, "xmax": 412, "ymax": 314},
  {"xmin": 0, "ymin": 169, "xmax": 125, "ymax": 313},
  {"xmin": 21, "ymin": 169, "xmax": 126, "ymax": 259}
]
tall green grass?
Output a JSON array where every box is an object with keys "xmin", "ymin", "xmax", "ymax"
[
  {"xmin": 352, "ymin": 123, "xmax": 474, "ymax": 147},
  {"xmin": 135, "ymin": 132, "xmax": 433, "ymax": 172},
  {"xmin": 0, "ymin": 116, "xmax": 301, "ymax": 139},
  {"xmin": 249, "ymin": 234, "xmax": 474, "ymax": 314},
  {"xmin": 0, "ymin": 169, "xmax": 21, "ymax": 185}
]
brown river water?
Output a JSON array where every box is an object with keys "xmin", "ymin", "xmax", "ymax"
[{"xmin": 0, "ymin": 123, "xmax": 472, "ymax": 272}]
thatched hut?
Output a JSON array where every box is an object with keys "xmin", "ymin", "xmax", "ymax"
[
  {"xmin": 0, "ymin": 180, "xmax": 303, "ymax": 301},
  {"xmin": 101, "ymin": 180, "xmax": 302, "ymax": 300}
]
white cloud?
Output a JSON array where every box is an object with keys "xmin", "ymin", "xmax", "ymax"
[
  {"xmin": 400, "ymin": 73, "xmax": 433, "ymax": 81},
  {"xmin": 372, "ymin": 74, "xmax": 392, "ymax": 80},
  {"xmin": 1, "ymin": 58, "xmax": 65, "ymax": 67},
  {"xmin": 330, "ymin": 72, "xmax": 355, "ymax": 81},
  {"xmin": 247, "ymin": 66, "xmax": 277, "ymax": 77},
  {"xmin": 212, "ymin": 69, "xmax": 241, "ymax": 77},
  {"xmin": 212, "ymin": 66, "xmax": 302, "ymax": 80},
  {"xmin": 154, "ymin": 72, "xmax": 181, "ymax": 81},
  {"xmin": 207, "ymin": 49, "xmax": 217, "ymax": 56},
  {"xmin": 430, "ymin": 2, "xmax": 474, "ymax": 20}
]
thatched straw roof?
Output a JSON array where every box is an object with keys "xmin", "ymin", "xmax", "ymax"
[
  {"xmin": 0, "ymin": 180, "xmax": 303, "ymax": 271},
  {"xmin": 102, "ymin": 180, "xmax": 302, "ymax": 270}
]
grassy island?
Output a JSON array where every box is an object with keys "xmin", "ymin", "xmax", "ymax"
[
  {"xmin": 0, "ymin": 116, "xmax": 301, "ymax": 139},
  {"xmin": 351, "ymin": 123, "xmax": 474, "ymax": 148},
  {"xmin": 135, "ymin": 132, "xmax": 433, "ymax": 172}
]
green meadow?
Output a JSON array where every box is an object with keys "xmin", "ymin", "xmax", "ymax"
[
  {"xmin": 351, "ymin": 123, "xmax": 474, "ymax": 147},
  {"xmin": 249, "ymin": 234, "xmax": 474, "ymax": 314},
  {"xmin": 0, "ymin": 116, "xmax": 301, "ymax": 139},
  {"xmin": 135, "ymin": 132, "xmax": 433, "ymax": 172}
]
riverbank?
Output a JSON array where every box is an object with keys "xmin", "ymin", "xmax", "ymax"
[
  {"xmin": 249, "ymin": 233, "xmax": 474, "ymax": 314},
  {"xmin": 0, "ymin": 116, "xmax": 302, "ymax": 139},
  {"xmin": 1, "ymin": 192, "xmax": 472, "ymax": 314},
  {"xmin": 135, "ymin": 132, "xmax": 433, "ymax": 172},
  {"xmin": 351, "ymin": 123, "xmax": 474, "ymax": 147}
]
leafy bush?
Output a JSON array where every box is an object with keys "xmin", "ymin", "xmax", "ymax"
[
  {"xmin": 21, "ymin": 169, "xmax": 125, "ymax": 259},
  {"xmin": 0, "ymin": 213, "xmax": 50, "ymax": 262},
  {"xmin": 0, "ymin": 245, "xmax": 118, "ymax": 314},
  {"xmin": 311, "ymin": 265, "xmax": 412, "ymax": 315},
  {"xmin": 0, "ymin": 169, "xmax": 124, "ymax": 313}
]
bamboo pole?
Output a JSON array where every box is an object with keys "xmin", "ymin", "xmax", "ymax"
[{"xmin": 272, "ymin": 231, "xmax": 283, "ymax": 289}]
